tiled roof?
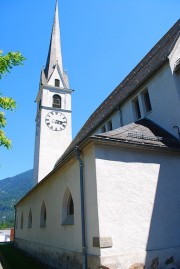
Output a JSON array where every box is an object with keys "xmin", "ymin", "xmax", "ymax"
[
  {"xmin": 91, "ymin": 119, "xmax": 180, "ymax": 149},
  {"xmin": 55, "ymin": 19, "xmax": 180, "ymax": 167}
]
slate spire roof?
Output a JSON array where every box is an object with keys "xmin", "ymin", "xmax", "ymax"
[{"xmin": 44, "ymin": 0, "xmax": 64, "ymax": 81}]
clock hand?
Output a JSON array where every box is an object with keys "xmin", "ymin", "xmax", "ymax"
[
  {"xmin": 54, "ymin": 120, "xmax": 66, "ymax": 125},
  {"xmin": 54, "ymin": 120, "xmax": 62, "ymax": 124}
]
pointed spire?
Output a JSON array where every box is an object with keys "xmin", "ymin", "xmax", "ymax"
[{"xmin": 44, "ymin": 0, "xmax": 64, "ymax": 81}]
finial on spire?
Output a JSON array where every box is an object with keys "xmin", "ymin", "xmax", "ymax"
[{"xmin": 44, "ymin": 0, "xmax": 64, "ymax": 81}]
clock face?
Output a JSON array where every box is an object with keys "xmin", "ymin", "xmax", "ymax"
[{"xmin": 45, "ymin": 111, "xmax": 67, "ymax": 131}]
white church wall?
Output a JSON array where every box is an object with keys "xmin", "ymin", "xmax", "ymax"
[
  {"xmin": 16, "ymin": 158, "xmax": 83, "ymax": 267},
  {"xmin": 16, "ymin": 158, "xmax": 82, "ymax": 249},
  {"xmin": 94, "ymin": 144, "xmax": 180, "ymax": 269},
  {"xmin": 82, "ymin": 144, "xmax": 101, "ymax": 257},
  {"xmin": 16, "ymin": 147, "xmax": 102, "ymax": 269}
]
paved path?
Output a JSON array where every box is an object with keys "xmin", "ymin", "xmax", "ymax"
[{"xmin": 0, "ymin": 262, "xmax": 3, "ymax": 269}]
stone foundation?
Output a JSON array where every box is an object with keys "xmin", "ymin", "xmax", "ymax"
[
  {"xmin": 15, "ymin": 238, "xmax": 100, "ymax": 269},
  {"xmin": 15, "ymin": 238, "xmax": 180, "ymax": 269}
]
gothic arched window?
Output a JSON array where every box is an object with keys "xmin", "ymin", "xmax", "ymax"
[
  {"xmin": 52, "ymin": 94, "xmax": 61, "ymax": 108},
  {"xmin": 55, "ymin": 79, "xmax": 60, "ymax": 87},
  {"xmin": 28, "ymin": 208, "xmax": 32, "ymax": 228},
  {"xmin": 40, "ymin": 201, "xmax": 47, "ymax": 227},
  {"xmin": 62, "ymin": 188, "xmax": 74, "ymax": 225},
  {"xmin": 67, "ymin": 195, "xmax": 74, "ymax": 216}
]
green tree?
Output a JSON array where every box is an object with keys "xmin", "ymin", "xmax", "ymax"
[{"xmin": 0, "ymin": 50, "xmax": 25, "ymax": 148}]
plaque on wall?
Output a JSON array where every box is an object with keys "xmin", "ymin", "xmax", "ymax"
[{"xmin": 93, "ymin": 237, "xmax": 112, "ymax": 248}]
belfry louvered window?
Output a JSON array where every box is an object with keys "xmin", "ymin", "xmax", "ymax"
[
  {"xmin": 52, "ymin": 94, "xmax": 61, "ymax": 108},
  {"xmin": 55, "ymin": 79, "xmax": 60, "ymax": 87}
]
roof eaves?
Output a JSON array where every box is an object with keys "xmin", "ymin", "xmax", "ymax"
[{"xmin": 89, "ymin": 135, "xmax": 180, "ymax": 153}]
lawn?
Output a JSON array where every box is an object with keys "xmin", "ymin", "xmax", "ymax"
[{"xmin": 0, "ymin": 243, "xmax": 49, "ymax": 269}]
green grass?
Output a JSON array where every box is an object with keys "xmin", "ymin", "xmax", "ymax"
[{"xmin": 0, "ymin": 243, "xmax": 49, "ymax": 269}]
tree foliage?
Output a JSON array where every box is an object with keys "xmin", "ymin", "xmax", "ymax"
[{"xmin": 0, "ymin": 50, "xmax": 25, "ymax": 149}]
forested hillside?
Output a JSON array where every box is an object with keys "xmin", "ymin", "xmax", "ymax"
[{"xmin": 0, "ymin": 169, "xmax": 33, "ymax": 228}]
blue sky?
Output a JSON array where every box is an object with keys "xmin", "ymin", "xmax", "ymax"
[{"xmin": 0, "ymin": 0, "xmax": 180, "ymax": 179}]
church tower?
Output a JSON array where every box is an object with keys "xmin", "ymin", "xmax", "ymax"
[{"xmin": 33, "ymin": 0, "xmax": 72, "ymax": 184}]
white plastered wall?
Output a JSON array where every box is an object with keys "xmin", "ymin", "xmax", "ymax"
[
  {"xmin": 16, "ymin": 159, "xmax": 81, "ymax": 250},
  {"xmin": 94, "ymin": 144, "xmax": 180, "ymax": 268},
  {"xmin": 82, "ymin": 144, "xmax": 100, "ymax": 256},
  {"xmin": 16, "ymin": 146, "xmax": 101, "ymax": 258}
]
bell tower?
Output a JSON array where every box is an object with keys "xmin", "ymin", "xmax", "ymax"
[{"xmin": 33, "ymin": 0, "xmax": 72, "ymax": 184}]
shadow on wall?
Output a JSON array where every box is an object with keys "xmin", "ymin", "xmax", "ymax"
[{"xmin": 145, "ymin": 157, "xmax": 180, "ymax": 269}]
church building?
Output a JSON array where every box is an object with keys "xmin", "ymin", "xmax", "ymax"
[{"xmin": 15, "ymin": 1, "xmax": 180, "ymax": 269}]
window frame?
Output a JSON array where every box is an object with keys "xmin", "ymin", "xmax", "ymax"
[
  {"xmin": 141, "ymin": 89, "xmax": 152, "ymax": 114},
  {"xmin": 101, "ymin": 125, "xmax": 106, "ymax": 133},
  {"xmin": 52, "ymin": 94, "xmax": 61, "ymax": 108},
  {"xmin": 62, "ymin": 188, "xmax": 74, "ymax": 226},
  {"xmin": 107, "ymin": 120, "xmax": 113, "ymax": 131},
  {"xmin": 132, "ymin": 97, "xmax": 141, "ymax": 120},
  {"xmin": 55, "ymin": 79, "xmax": 60, "ymax": 87}
]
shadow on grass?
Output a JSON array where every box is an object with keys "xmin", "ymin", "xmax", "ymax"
[{"xmin": 0, "ymin": 242, "xmax": 49, "ymax": 269}]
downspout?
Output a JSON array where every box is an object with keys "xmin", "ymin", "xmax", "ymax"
[{"xmin": 74, "ymin": 147, "xmax": 87, "ymax": 269}]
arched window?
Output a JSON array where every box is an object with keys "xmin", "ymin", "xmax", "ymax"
[
  {"xmin": 40, "ymin": 201, "xmax": 47, "ymax": 227},
  {"xmin": 28, "ymin": 208, "xmax": 32, "ymax": 228},
  {"xmin": 20, "ymin": 212, "xmax": 23, "ymax": 229},
  {"xmin": 67, "ymin": 195, "xmax": 74, "ymax": 216},
  {"xmin": 62, "ymin": 188, "xmax": 74, "ymax": 225},
  {"xmin": 52, "ymin": 94, "xmax": 61, "ymax": 108},
  {"xmin": 55, "ymin": 79, "xmax": 60, "ymax": 87}
]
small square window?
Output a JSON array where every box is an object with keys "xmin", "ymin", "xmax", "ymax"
[
  {"xmin": 142, "ymin": 89, "xmax": 152, "ymax": 113},
  {"xmin": 133, "ymin": 97, "xmax": 141, "ymax": 120}
]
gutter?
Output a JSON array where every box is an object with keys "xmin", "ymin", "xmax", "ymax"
[{"xmin": 74, "ymin": 147, "xmax": 87, "ymax": 269}]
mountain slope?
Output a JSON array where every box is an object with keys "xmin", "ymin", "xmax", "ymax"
[{"xmin": 0, "ymin": 169, "xmax": 33, "ymax": 226}]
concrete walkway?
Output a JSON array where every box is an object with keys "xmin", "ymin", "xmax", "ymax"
[{"xmin": 0, "ymin": 262, "xmax": 3, "ymax": 269}]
